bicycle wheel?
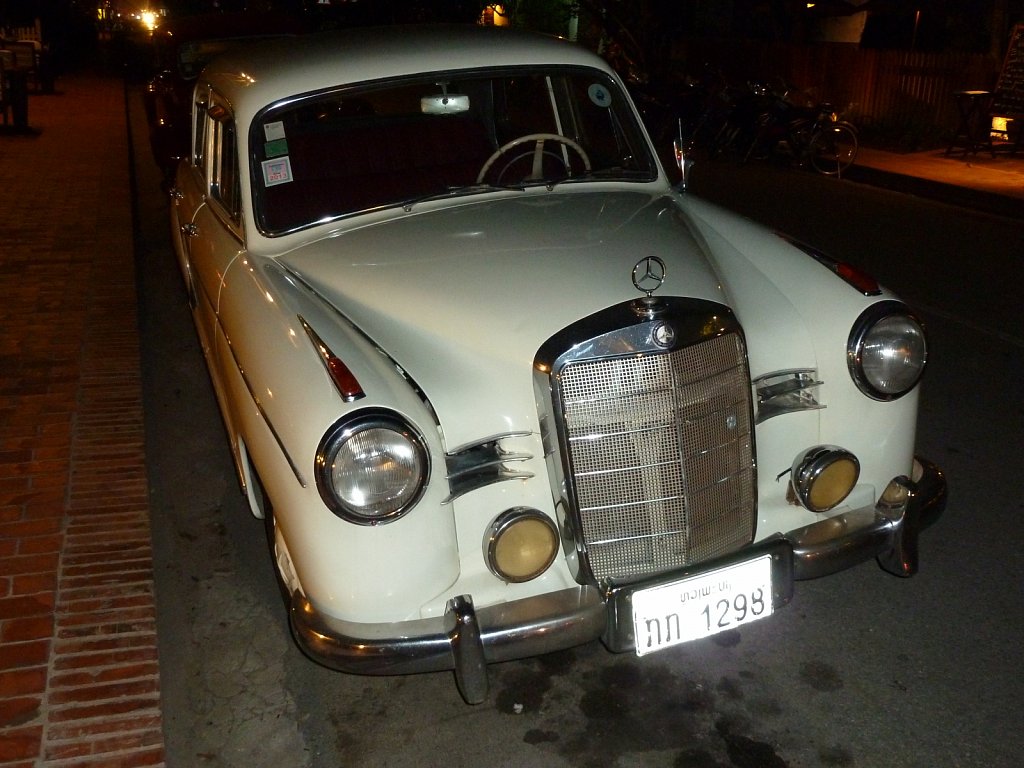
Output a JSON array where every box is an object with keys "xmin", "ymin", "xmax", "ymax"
[{"xmin": 808, "ymin": 122, "xmax": 858, "ymax": 176}]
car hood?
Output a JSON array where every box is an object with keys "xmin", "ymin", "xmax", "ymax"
[{"xmin": 278, "ymin": 190, "xmax": 728, "ymax": 449}]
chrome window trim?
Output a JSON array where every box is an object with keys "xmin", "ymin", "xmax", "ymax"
[{"xmin": 204, "ymin": 91, "xmax": 245, "ymax": 241}]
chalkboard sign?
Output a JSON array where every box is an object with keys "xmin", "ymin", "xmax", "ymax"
[{"xmin": 992, "ymin": 23, "xmax": 1024, "ymax": 116}]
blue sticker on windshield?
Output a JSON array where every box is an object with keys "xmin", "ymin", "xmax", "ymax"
[{"xmin": 588, "ymin": 83, "xmax": 612, "ymax": 108}]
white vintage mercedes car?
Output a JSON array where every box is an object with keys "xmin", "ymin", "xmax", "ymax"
[{"xmin": 170, "ymin": 24, "xmax": 946, "ymax": 703}]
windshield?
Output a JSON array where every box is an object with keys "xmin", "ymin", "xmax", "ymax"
[{"xmin": 253, "ymin": 66, "xmax": 658, "ymax": 234}]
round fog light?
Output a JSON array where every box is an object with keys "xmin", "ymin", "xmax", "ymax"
[
  {"xmin": 486, "ymin": 508, "xmax": 559, "ymax": 583},
  {"xmin": 791, "ymin": 446, "xmax": 860, "ymax": 512}
]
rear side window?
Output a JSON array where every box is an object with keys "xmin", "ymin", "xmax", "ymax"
[{"xmin": 209, "ymin": 106, "xmax": 240, "ymax": 221}]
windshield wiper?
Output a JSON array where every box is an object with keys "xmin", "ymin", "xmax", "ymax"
[
  {"xmin": 401, "ymin": 182, "xmax": 525, "ymax": 211},
  {"xmin": 546, "ymin": 168, "xmax": 654, "ymax": 191}
]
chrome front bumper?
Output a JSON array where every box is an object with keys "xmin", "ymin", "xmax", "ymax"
[{"xmin": 290, "ymin": 456, "xmax": 946, "ymax": 704}]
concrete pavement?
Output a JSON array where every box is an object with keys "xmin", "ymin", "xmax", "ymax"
[
  {"xmin": 0, "ymin": 67, "xmax": 1020, "ymax": 768},
  {"xmin": 852, "ymin": 144, "xmax": 1024, "ymax": 220}
]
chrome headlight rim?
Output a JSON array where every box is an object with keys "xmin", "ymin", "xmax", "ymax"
[
  {"xmin": 315, "ymin": 410, "xmax": 429, "ymax": 525},
  {"xmin": 847, "ymin": 300, "xmax": 927, "ymax": 401}
]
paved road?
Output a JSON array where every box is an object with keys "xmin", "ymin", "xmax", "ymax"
[{"xmin": 131, "ymin": 86, "xmax": 1024, "ymax": 768}]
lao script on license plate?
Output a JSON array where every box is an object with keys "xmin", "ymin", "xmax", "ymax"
[{"xmin": 632, "ymin": 555, "xmax": 774, "ymax": 656}]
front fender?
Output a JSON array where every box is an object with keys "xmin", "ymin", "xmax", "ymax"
[
  {"xmin": 677, "ymin": 193, "xmax": 920, "ymax": 532},
  {"xmin": 213, "ymin": 255, "xmax": 459, "ymax": 622}
]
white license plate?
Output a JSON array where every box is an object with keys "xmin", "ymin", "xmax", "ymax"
[{"xmin": 632, "ymin": 555, "xmax": 774, "ymax": 656}]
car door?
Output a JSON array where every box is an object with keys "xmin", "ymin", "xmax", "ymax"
[
  {"xmin": 170, "ymin": 86, "xmax": 211, "ymax": 316},
  {"xmin": 176, "ymin": 91, "xmax": 247, "ymax": 371}
]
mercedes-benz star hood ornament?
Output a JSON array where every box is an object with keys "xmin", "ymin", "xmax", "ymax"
[{"xmin": 631, "ymin": 256, "xmax": 668, "ymax": 317}]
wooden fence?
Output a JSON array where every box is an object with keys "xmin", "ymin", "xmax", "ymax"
[{"xmin": 671, "ymin": 39, "xmax": 1002, "ymax": 146}]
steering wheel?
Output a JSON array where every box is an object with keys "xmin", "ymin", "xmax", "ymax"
[{"xmin": 477, "ymin": 133, "xmax": 591, "ymax": 185}]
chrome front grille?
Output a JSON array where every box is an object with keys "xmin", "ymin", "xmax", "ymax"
[{"xmin": 555, "ymin": 330, "xmax": 755, "ymax": 583}]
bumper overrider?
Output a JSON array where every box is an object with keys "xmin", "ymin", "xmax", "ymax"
[{"xmin": 290, "ymin": 456, "xmax": 947, "ymax": 704}]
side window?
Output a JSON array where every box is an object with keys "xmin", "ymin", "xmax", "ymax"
[{"xmin": 209, "ymin": 106, "xmax": 241, "ymax": 221}]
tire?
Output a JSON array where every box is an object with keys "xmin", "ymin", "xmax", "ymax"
[{"xmin": 808, "ymin": 122, "xmax": 858, "ymax": 176}]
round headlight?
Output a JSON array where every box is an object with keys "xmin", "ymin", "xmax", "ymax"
[
  {"xmin": 848, "ymin": 302, "xmax": 927, "ymax": 400},
  {"xmin": 486, "ymin": 509, "xmax": 559, "ymax": 583},
  {"xmin": 316, "ymin": 413, "xmax": 428, "ymax": 524}
]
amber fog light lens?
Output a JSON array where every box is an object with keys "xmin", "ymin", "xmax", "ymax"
[
  {"xmin": 791, "ymin": 446, "xmax": 860, "ymax": 512},
  {"xmin": 487, "ymin": 509, "xmax": 559, "ymax": 583}
]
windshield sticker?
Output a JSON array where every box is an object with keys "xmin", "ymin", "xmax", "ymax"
[
  {"xmin": 264, "ymin": 121, "xmax": 286, "ymax": 142},
  {"xmin": 262, "ymin": 156, "xmax": 293, "ymax": 187},
  {"xmin": 588, "ymin": 83, "xmax": 612, "ymax": 108},
  {"xmin": 265, "ymin": 138, "xmax": 289, "ymax": 158}
]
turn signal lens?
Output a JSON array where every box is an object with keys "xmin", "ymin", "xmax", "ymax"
[
  {"xmin": 879, "ymin": 477, "xmax": 911, "ymax": 508},
  {"xmin": 302, "ymin": 319, "xmax": 365, "ymax": 402},
  {"xmin": 791, "ymin": 446, "xmax": 860, "ymax": 512},
  {"xmin": 486, "ymin": 509, "xmax": 558, "ymax": 583}
]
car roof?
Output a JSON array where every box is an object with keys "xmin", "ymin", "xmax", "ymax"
[{"xmin": 202, "ymin": 24, "xmax": 617, "ymax": 123}]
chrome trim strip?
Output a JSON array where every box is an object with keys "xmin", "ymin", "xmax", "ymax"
[
  {"xmin": 753, "ymin": 368, "xmax": 824, "ymax": 423},
  {"xmin": 444, "ymin": 436, "xmax": 535, "ymax": 502}
]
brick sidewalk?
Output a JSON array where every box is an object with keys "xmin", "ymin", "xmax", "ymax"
[{"xmin": 0, "ymin": 73, "xmax": 165, "ymax": 767}]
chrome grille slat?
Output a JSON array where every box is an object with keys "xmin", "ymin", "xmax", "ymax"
[{"xmin": 556, "ymin": 331, "xmax": 755, "ymax": 583}]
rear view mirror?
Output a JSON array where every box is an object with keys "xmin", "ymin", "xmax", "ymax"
[{"xmin": 421, "ymin": 94, "xmax": 470, "ymax": 114}]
